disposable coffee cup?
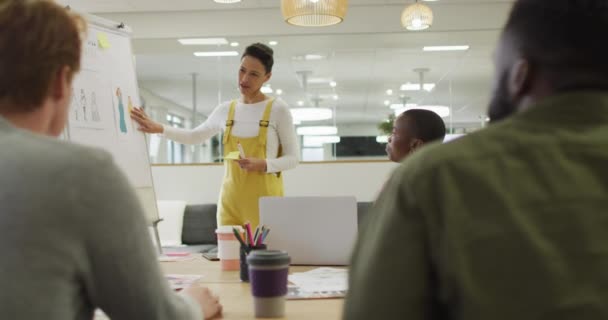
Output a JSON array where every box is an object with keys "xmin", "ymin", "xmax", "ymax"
[
  {"xmin": 215, "ymin": 225, "xmax": 244, "ymax": 271},
  {"xmin": 247, "ymin": 250, "xmax": 290, "ymax": 318}
]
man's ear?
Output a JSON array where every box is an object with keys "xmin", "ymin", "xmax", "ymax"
[
  {"xmin": 51, "ymin": 66, "xmax": 72, "ymax": 102},
  {"xmin": 508, "ymin": 59, "xmax": 533, "ymax": 100},
  {"xmin": 410, "ymin": 139, "xmax": 424, "ymax": 151}
]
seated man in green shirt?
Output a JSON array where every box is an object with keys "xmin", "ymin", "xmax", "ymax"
[
  {"xmin": 0, "ymin": 1, "xmax": 221, "ymax": 319},
  {"xmin": 386, "ymin": 109, "xmax": 446, "ymax": 162},
  {"xmin": 345, "ymin": 0, "xmax": 608, "ymax": 319}
]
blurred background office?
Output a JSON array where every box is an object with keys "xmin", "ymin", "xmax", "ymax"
[
  {"xmin": 57, "ymin": 0, "xmax": 506, "ymax": 163},
  {"xmin": 56, "ymin": 0, "xmax": 510, "ymax": 203}
]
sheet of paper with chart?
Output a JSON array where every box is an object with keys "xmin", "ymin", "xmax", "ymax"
[
  {"xmin": 287, "ymin": 267, "xmax": 348, "ymax": 300},
  {"xmin": 65, "ymin": 16, "xmax": 159, "ymax": 225}
]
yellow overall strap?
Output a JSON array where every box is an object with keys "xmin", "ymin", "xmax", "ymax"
[
  {"xmin": 258, "ymin": 99, "xmax": 282, "ymax": 177},
  {"xmin": 257, "ymin": 98, "xmax": 275, "ymax": 146},
  {"xmin": 223, "ymin": 100, "xmax": 237, "ymax": 145}
]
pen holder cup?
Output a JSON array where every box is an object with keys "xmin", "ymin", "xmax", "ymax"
[{"xmin": 240, "ymin": 244, "xmax": 267, "ymax": 282}]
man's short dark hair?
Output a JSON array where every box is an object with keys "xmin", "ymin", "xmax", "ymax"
[
  {"xmin": 401, "ymin": 109, "xmax": 446, "ymax": 143},
  {"xmin": 504, "ymin": 0, "xmax": 608, "ymax": 85},
  {"xmin": 242, "ymin": 43, "xmax": 274, "ymax": 74}
]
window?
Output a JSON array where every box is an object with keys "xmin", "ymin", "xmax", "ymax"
[
  {"xmin": 166, "ymin": 113, "xmax": 186, "ymax": 164},
  {"xmin": 335, "ymin": 136, "xmax": 387, "ymax": 158}
]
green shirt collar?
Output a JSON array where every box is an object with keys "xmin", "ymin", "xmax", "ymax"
[{"xmin": 515, "ymin": 91, "xmax": 608, "ymax": 127}]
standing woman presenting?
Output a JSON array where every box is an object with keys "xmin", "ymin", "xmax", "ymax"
[{"xmin": 131, "ymin": 43, "xmax": 299, "ymax": 228}]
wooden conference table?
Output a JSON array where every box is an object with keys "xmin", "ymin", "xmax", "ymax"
[{"xmin": 160, "ymin": 256, "xmax": 344, "ymax": 320}]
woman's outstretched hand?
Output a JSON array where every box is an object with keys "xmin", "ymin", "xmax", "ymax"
[{"xmin": 130, "ymin": 107, "xmax": 164, "ymax": 134}]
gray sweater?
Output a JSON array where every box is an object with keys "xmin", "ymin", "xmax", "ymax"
[{"xmin": 0, "ymin": 117, "xmax": 201, "ymax": 320}]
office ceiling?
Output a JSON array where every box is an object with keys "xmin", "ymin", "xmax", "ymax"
[{"xmin": 57, "ymin": 0, "xmax": 516, "ymax": 127}]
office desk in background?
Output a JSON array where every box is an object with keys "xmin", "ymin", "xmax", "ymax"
[{"xmin": 98, "ymin": 256, "xmax": 345, "ymax": 320}]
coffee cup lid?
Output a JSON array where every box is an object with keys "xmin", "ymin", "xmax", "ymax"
[{"xmin": 247, "ymin": 250, "xmax": 290, "ymax": 266}]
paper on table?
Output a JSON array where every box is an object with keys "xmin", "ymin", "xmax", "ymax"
[
  {"xmin": 165, "ymin": 252, "xmax": 191, "ymax": 257},
  {"xmin": 166, "ymin": 274, "xmax": 203, "ymax": 291},
  {"xmin": 158, "ymin": 255, "xmax": 195, "ymax": 262},
  {"xmin": 287, "ymin": 267, "xmax": 348, "ymax": 299},
  {"xmin": 287, "ymin": 285, "xmax": 346, "ymax": 300},
  {"xmin": 93, "ymin": 274, "xmax": 203, "ymax": 318},
  {"xmin": 224, "ymin": 151, "xmax": 241, "ymax": 160}
]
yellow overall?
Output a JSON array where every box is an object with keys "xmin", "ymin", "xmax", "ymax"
[{"xmin": 218, "ymin": 99, "xmax": 284, "ymax": 228}]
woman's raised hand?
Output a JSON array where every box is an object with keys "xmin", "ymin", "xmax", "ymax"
[{"xmin": 130, "ymin": 107, "xmax": 164, "ymax": 134}]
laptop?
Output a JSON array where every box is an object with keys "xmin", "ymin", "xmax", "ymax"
[{"xmin": 259, "ymin": 196, "xmax": 358, "ymax": 266}]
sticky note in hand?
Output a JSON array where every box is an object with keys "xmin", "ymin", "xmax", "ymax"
[
  {"xmin": 97, "ymin": 32, "xmax": 111, "ymax": 49},
  {"xmin": 225, "ymin": 151, "xmax": 241, "ymax": 160}
]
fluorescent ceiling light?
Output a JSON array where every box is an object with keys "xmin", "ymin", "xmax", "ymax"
[
  {"xmin": 297, "ymin": 126, "xmax": 338, "ymax": 136},
  {"xmin": 423, "ymin": 45, "xmax": 470, "ymax": 52},
  {"xmin": 303, "ymin": 135, "xmax": 340, "ymax": 147},
  {"xmin": 275, "ymin": 89, "xmax": 283, "ymax": 95},
  {"xmin": 329, "ymin": 81, "xmax": 337, "ymax": 88},
  {"xmin": 178, "ymin": 38, "xmax": 228, "ymax": 45},
  {"xmin": 291, "ymin": 108, "xmax": 333, "ymax": 122},
  {"xmin": 333, "ymin": 94, "xmax": 339, "ymax": 101},
  {"xmin": 230, "ymin": 42, "xmax": 239, "ymax": 47},
  {"xmin": 297, "ymin": 100, "xmax": 304, "ymax": 106},
  {"xmin": 386, "ymin": 89, "xmax": 393, "ymax": 95},
  {"xmin": 214, "ymin": 0, "xmax": 241, "ymax": 3},
  {"xmin": 317, "ymin": 93, "xmax": 336, "ymax": 100},
  {"xmin": 394, "ymin": 105, "xmax": 450, "ymax": 118},
  {"xmin": 400, "ymin": 83, "xmax": 436, "ymax": 92},
  {"xmin": 308, "ymin": 77, "xmax": 333, "ymax": 84},
  {"xmin": 194, "ymin": 51, "xmax": 239, "ymax": 57},
  {"xmin": 291, "ymin": 54, "xmax": 326, "ymax": 61},
  {"xmin": 305, "ymin": 54, "xmax": 325, "ymax": 60},
  {"xmin": 376, "ymin": 135, "xmax": 389, "ymax": 143},
  {"xmin": 384, "ymin": 100, "xmax": 391, "ymax": 106},
  {"xmin": 261, "ymin": 85, "xmax": 273, "ymax": 94},
  {"xmin": 269, "ymin": 41, "xmax": 278, "ymax": 46}
]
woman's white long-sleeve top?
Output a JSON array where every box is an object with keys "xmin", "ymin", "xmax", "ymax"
[{"xmin": 162, "ymin": 97, "xmax": 299, "ymax": 173}]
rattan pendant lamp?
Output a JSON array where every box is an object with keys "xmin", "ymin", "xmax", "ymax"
[
  {"xmin": 281, "ymin": 0, "xmax": 348, "ymax": 27},
  {"xmin": 401, "ymin": 0, "xmax": 434, "ymax": 31}
]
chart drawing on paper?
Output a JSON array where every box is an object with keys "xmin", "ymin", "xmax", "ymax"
[
  {"xmin": 116, "ymin": 87, "xmax": 128, "ymax": 134},
  {"xmin": 68, "ymin": 70, "xmax": 113, "ymax": 131},
  {"xmin": 91, "ymin": 92, "xmax": 101, "ymax": 121}
]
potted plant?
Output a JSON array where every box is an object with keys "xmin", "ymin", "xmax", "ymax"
[{"xmin": 377, "ymin": 114, "xmax": 395, "ymax": 136}]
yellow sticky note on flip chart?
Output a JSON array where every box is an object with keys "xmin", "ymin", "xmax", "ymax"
[
  {"xmin": 225, "ymin": 151, "xmax": 241, "ymax": 160},
  {"xmin": 97, "ymin": 32, "xmax": 111, "ymax": 49}
]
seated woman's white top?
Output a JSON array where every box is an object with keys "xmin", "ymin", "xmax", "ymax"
[{"xmin": 162, "ymin": 97, "xmax": 299, "ymax": 173}]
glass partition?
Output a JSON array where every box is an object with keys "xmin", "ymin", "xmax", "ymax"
[{"xmin": 135, "ymin": 31, "xmax": 497, "ymax": 164}]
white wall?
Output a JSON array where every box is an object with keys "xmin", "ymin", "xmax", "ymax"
[{"xmin": 151, "ymin": 161, "xmax": 398, "ymax": 204}]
